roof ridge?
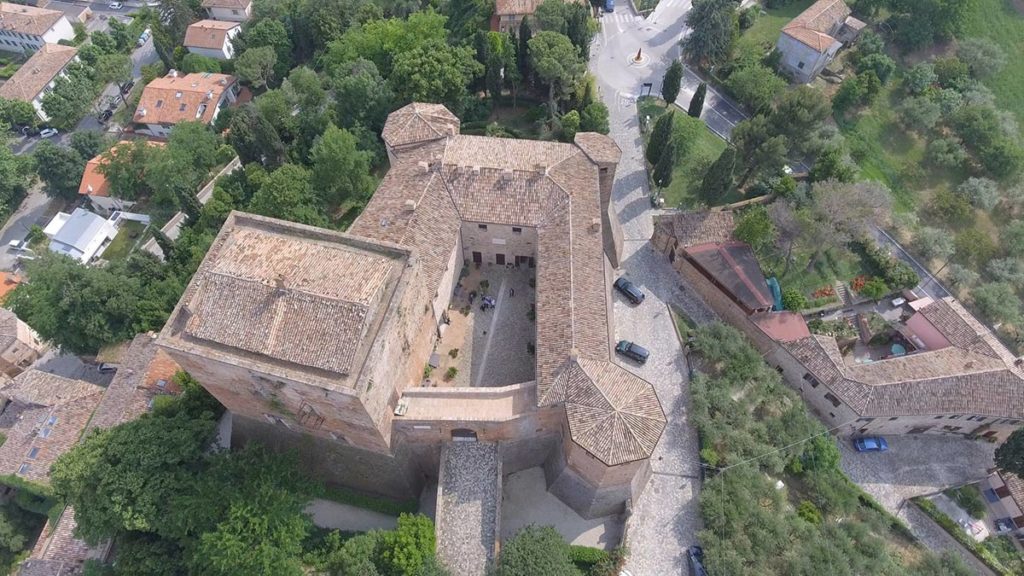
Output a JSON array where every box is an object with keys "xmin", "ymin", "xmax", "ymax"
[{"xmin": 201, "ymin": 269, "xmax": 371, "ymax": 308}]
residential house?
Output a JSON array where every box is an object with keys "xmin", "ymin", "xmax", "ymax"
[
  {"xmin": 0, "ymin": 308, "xmax": 46, "ymax": 377},
  {"xmin": 200, "ymin": 0, "xmax": 251, "ymax": 22},
  {"xmin": 0, "ymin": 3, "xmax": 74, "ymax": 53},
  {"xmin": 156, "ymin": 102, "xmax": 663, "ymax": 534},
  {"xmin": 78, "ymin": 141, "xmax": 165, "ymax": 216},
  {"xmin": 0, "ymin": 370, "xmax": 104, "ymax": 486},
  {"xmin": 183, "ymin": 19, "xmax": 240, "ymax": 60},
  {"xmin": 42, "ymin": 208, "xmax": 118, "ymax": 264},
  {"xmin": 0, "ymin": 43, "xmax": 77, "ymax": 122},
  {"xmin": 491, "ymin": 0, "xmax": 587, "ymax": 32},
  {"xmin": 653, "ymin": 211, "xmax": 1024, "ymax": 441},
  {"xmin": 132, "ymin": 71, "xmax": 238, "ymax": 138},
  {"xmin": 776, "ymin": 0, "xmax": 865, "ymax": 83},
  {"xmin": 16, "ymin": 334, "xmax": 182, "ymax": 576}
]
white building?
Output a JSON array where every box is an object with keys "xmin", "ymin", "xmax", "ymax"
[
  {"xmin": 0, "ymin": 3, "xmax": 74, "ymax": 54},
  {"xmin": 776, "ymin": 0, "xmax": 865, "ymax": 83},
  {"xmin": 200, "ymin": 0, "xmax": 251, "ymax": 22},
  {"xmin": 183, "ymin": 19, "xmax": 240, "ymax": 60},
  {"xmin": 0, "ymin": 43, "xmax": 76, "ymax": 122},
  {"xmin": 43, "ymin": 208, "xmax": 118, "ymax": 264}
]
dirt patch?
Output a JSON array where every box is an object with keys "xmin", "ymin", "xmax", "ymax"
[
  {"xmin": 1013, "ymin": 0, "xmax": 1024, "ymax": 16},
  {"xmin": 897, "ymin": 39, "xmax": 955, "ymax": 67}
]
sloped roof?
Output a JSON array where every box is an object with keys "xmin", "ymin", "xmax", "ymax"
[
  {"xmin": 79, "ymin": 141, "xmax": 164, "ymax": 198},
  {"xmin": 652, "ymin": 210, "xmax": 734, "ymax": 248},
  {"xmin": 0, "ymin": 43, "xmax": 76, "ymax": 102},
  {"xmin": 0, "ymin": 308, "xmax": 20, "ymax": 352},
  {"xmin": 201, "ymin": 0, "xmax": 250, "ymax": 8},
  {"xmin": 783, "ymin": 298, "xmax": 1024, "ymax": 418},
  {"xmin": 0, "ymin": 3, "xmax": 64, "ymax": 36},
  {"xmin": 0, "ymin": 369, "xmax": 103, "ymax": 408},
  {"xmin": 133, "ymin": 72, "xmax": 236, "ymax": 126},
  {"xmin": 183, "ymin": 19, "xmax": 238, "ymax": 50},
  {"xmin": 50, "ymin": 208, "xmax": 110, "ymax": 255},
  {"xmin": 381, "ymin": 102, "xmax": 460, "ymax": 149},
  {"xmin": 781, "ymin": 0, "xmax": 850, "ymax": 53},
  {"xmin": 558, "ymin": 357, "xmax": 666, "ymax": 466},
  {"xmin": 684, "ymin": 241, "xmax": 773, "ymax": 311}
]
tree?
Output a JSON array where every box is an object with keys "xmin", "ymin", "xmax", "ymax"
[
  {"xmin": 181, "ymin": 53, "xmax": 221, "ymax": 73},
  {"xmin": 282, "ymin": 67, "xmax": 326, "ymax": 113},
  {"xmin": 890, "ymin": 0, "xmax": 969, "ymax": 51},
  {"xmin": 914, "ymin": 226, "xmax": 955, "ymax": 263},
  {"xmin": 933, "ymin": 56, "xmax": 970, "ymax": 91},
  {"xmin": 652, "ymin": 140, "xmax": 676, "ymax": 188},
  {"xmin": 191, "ymin": 495, "xmax": 309, "ymax": 576},
  {"xmin": 377, "ymin": 514, "xmax": 436, "ymax": 576},
  {"xmin": 33, "ymin": 141, "xmax": 85, "ymax": 201},
  {"xmin": 926, "ymin": 138, "xmax": 967, "ymax": 169},
  {"xmin": 996, "ymin": 428, "xmax": 1024, "ymax": 478},
  {"xmin": 228, "ymin": 105, "xmax": 286, "ymax": 168},
  {"xmin": 579, "ymin": 102, "xmax": 609, "ymax": 134},
  {"xmin": 898, "ymin": 96, "xmax": 942, "ymax": 132},
  {"xmin": 390, "ymin": 41, "xmax": 482, "ymax": 114},
  {"xmin": 529, "ymin": 31, "xmax": 585, "ymax": 118},
  {"xmin": 95, "ymin": 54, "xmax": 133, "ymax": 105},
  {"xmin": 972, "ymin": 282, "xmax": 1021, "ymax": 325},
  {"xmin": 733, "ymin": 205, "xmax": 775, "ymax": 254},
  {"xmin": 808, "ymin": 146, "xmax": 856, "ymax": 183},
  {"xmin": 856, "ymin": 53, "xmax": 896, "ymax": 84},
  {"xmin": 646, "ymin": 111, "xmax": 675, "ymax": 165},
  {"xmin": 662, "ymin": 60, "xmax": 683, "ymax": 105},
  {"xmin": 812, "ymin": 180, "xmax": 892, "ymax": 239},
  {"xmin": 98, "ymin": 140, "xmax": 159, "ymax": 200},
  {"xmin": 957, "ymin": 37, "xmax": 1006, "ymax": 79},
  {"xmin": 310, "ymin": 124, "xmax": 375, "ymax": 207},
  {"xmin": 832, "ymin": 75, "xmax": 865, "ymax": 113},
  {"xmin": 560, "ymin": 110, "xmax": 580, "ymax": 142},
  {"xmin": 248, "ymin": 164, "xmax": 327, "ymax": 226},
  {"xmin": 781, "ymin": 288, "xmax": 807, "ymax": 311},
  {"xmin": 41, "ymin": 64, "xmax": 96, "ymax": 130},
  {"xmin": 956, "ymin": 177, "xmax": 1000, "ymax": 211},
  {"xmin": 945, "ymin": 264, "xmax": 979, "ymax": 292},
  {"xmin": 682, "ymin": 0, "xmax": 737, "ymax": 67},
  {"xmin": 0, "ymin": 131, "xmax": 33, "ymax": 214},
  {"xmin": 731, "ymin": 115, "xmax": 786, "ymax": 188},
  {"xmin": 1002, "ymin": 221, "xmax": 1024, "ymax": 254},
  {"xmin": 517, "ymin": 17, "xmax": 533, "ymax": 84},
  {"xmin": 237, "ymin": 19, "xmax": 293, "ymax": 81},
  {"xmin": 70, "ymin": 130, "xmax": 111, "ymax": 161},
  {"xmin": 904, "ymin": 62, "xmax": 937, "ymax": 95},
  {"xmin": 726, "ymin": 63, "xmax": 785, "ymax": 114},
  {"xmin": 496, "ymin": 526, "xmax": 580, "ymax": 576},
  {"xmin": 534, "ymin": 0, "xmax": 595, "ymax": 59},
  {"xmin": 331, "ymin": 59, "xmax": 393, "ymax": 133},
  {"xmin": 688, "ymin": 82, "xmax": 707, "ymax": 118},
  {"xmin": 0, "ymin": 97, "xmax": 38, "ymax": 128},
  {"xmin": 700, "ymin": 146, "xmax": 737, "ymax": 203},
  {"xmin": 954, "ymin": 228, "xmax": 997, "ymax": 269},
  {"xmin": 928, "ymin": 188, "xmax": 974, "ymax": 227},
  {"xmin": 768, "ymin": 86, "xmax": 829, "ymax": 157},
  {"xmin": 235, "ymin": 46, "xmax": 278, "ymax": 90},
  {"xmin": 986, "ymin": 258, "xmax": 1024, "ymax": 286}
]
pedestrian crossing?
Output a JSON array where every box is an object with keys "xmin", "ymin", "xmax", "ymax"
[{"xmin": 602, "ymin": 11, "xmax": 644, "ymax": 24}]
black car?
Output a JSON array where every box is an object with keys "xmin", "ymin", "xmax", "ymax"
[
  {"xmin": 98, "ymin": 109, "xmax": 113, "ymax": 123},
  {"xmin": 613, "ymin": 277, "xmax": 645, "ymax": 304},
  {"xmin": 120, "ymin": 79, "xmax": 135, "ymax": 95},
  {"xmin": 615, "ymin": 340, "xmax": 649, "ymax": 364},
  {"xmin": 688, "ymin": 545, "xmax": 708, "ymax": 576}
]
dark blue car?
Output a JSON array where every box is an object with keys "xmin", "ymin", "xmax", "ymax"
[
  {"xmin": 853, "ymin": 437, "xmax": 889, "ymax": 452},
  {"xmin": 604, "ymin": 0, "xmax": 614, "ymax": 12}
]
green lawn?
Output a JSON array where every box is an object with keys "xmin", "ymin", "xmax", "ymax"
[
  {"xmin": 737, "ymin": 0, "xmax": 816, "ymax": 54},
  {"xmin": 101, "ymin": 221, "xmax": 147, "ymax": 261},
  {"xmin": 638, "ymin": 97, "xmax": 728, "ymax": 208},
  {"xmin": 962, "ymin": 0, "xmax": 1024, "ymax": 123}
]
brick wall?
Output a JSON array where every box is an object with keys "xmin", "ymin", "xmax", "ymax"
[{"xmin": 460, "ymin": 222, "xmax": 537, "ymax": 267}]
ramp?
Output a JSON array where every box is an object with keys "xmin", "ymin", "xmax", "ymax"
[{"xmin": 436, "ymin": 441, "xmax": 501, "ymax": 576}]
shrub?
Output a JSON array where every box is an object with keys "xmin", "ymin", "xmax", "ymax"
[
  {"xmin": 569, "ymin": 545, "xmax": 610, "ymax": 573},
  {"xmin": 860, "ymin": 242, "xmax": 919, "ymax": 290},
  {"xmin": 496, "ymin": 526, "xmax": 579, "ymax": 576},
  {"xmin": 926, "ymin": 138, "xmax": 967, "ymax": 169},
  {"xmin": 903, "ymin": 62, "xmax": 937, "ymax": 95},
  {"xmin": 444, "ymin": 367, "xmax": 458, "ymax": 381},
  {"xmin": 781, "ymin": 288, "xmax": 807, "ymax": 311},
  {"xmin": 797, "ymin": 500, "xmax": 822, "ymax": 524},
  {"xmin": 928, "ymin": 188, "xmax": 974, "ymax": 227},
  {"xmin": 958, "ymin": 38, "xmax": 1007, "ymax": 79},
  {"xmin": 944, "ymin": 486, "xmax": 986, "ymax": 520},
  {"xmin": 898, "ymin": 96, "xmax": 941, "ymax": 132},
  {"xmin": 933, "ymin": 57, "xmax": 970, "ymax": 91},
  {"xmin": 858, "ymin": 277, "xmax": 889, "ymax": 299},
  {"xmin": 448, "ymin": 348, "xmax": 459, "ymax": 358},
  {"xmin": 725, "ymin": 63, "xmax": 785, "ymax": 114},
  {"xmin": 956, "ymin": 177, "xmax": 1000, "ymax": 211},
  {"xmin": 857, "ymin": 53, "xmax": 896, "ymax": 84}
]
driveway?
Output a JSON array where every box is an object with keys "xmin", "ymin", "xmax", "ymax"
[
  {"xmin": 840, "ymin": 435, "xmax": 996, "ymax": 574},
  {"xmin": 0, "ymin": 184, "xmax": 56, "ymax": 272}
]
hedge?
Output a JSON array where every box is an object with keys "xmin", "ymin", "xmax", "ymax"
[
  {"xmin": 318, "ymin": 484, "xmax": 419, "ymax": 517},
  {"xmin": 912, "ymin": 497, "xmax": 1014, "ymax": 575}
]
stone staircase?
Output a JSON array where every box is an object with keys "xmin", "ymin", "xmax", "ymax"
[{"xmin": 835, "ymin": 281, "xmax": 853, "ymax": 307}]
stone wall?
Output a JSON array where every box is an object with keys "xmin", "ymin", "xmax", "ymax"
[{"xmin": 460, "ymin": 222, "xmax": 537, "ymax": 267}]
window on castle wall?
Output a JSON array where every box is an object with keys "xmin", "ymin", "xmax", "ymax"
[
  {"xmin": 823, "ymin": 392, "xmax": 841, "ymax": 408},
  {"xmin": 298, "ymin": 402, "xmax": 324, "ymax": 429}
]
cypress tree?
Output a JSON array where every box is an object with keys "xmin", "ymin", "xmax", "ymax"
[
  {"xmin": 517, "ymin": 18, "xmax": 532, "ymax": 86},
  {"xmin": 646, "ymin": 111, "xmax": 674, "ymax": 166},
  {"xmin": 662, "ymin": 60, "xmax": 683, "ymax": 105},
  {"xmin": 152, "ymin": 229, "xmax": 175, "ymax": 261},
  {"xmin": 176, "ymin": 188, "xmax": 203, "ymax": 226},
  {"xmin": 700, "ymin": 145, "xmax": 737, "ymax": 203},
  {"xmin": 652, "ymin": 140, "xmax": 676, "ymax": 189},
  {"xmin": 688, "ymin": 82, "xmax": 707, "ymax": 118}
]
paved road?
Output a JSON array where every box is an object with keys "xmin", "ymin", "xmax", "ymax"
[
  {"xmin": 0, "ymin": 184, "xmax": 55, "ymax": 272},
  {"xmin": 871, "ymin": 226, "xmax": 951, "ymax": 300}
]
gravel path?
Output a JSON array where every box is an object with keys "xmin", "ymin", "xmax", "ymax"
[{"xmin": 436, "ymin": 442, "xmax": 501, "ymax": 576}]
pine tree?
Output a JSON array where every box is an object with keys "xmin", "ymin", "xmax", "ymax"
[
  {"xmin": 662, "ymin": 60, "xmax": 683, "ymax": 105},
  {"xmin": 688, "ymin": 82, "xmax": 707, "ymax": 118},
  {"xmin": 652, "ymin": 140, "xmax": 676, "ymax": 189},
  {"xmin": 176, "ymin": 188, "xmax": 203, "ymax": 226},
  {"xmin": 700, "ymin": 146, "xmax": 737, "ymax": 203},
  {"xmin": 646, "ymin": 111, "xmax": 674, "ymax": 166},
  {"xmin": 152, "ymin": 229, "xmax": 175, "ymax": 261}
]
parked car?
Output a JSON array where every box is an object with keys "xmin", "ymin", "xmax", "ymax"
[
  {"xmin": 615, "ymin": 340, "xmax": 649, "ymax": 364},
  {"xmin": 137, "ymin": 29, "xmax": 151, "ymax": 47},
  {"xmin": 109, "ymin": 1, "xmax": 123, "ymax": 9},
  {"xmin": 7, "ymin": 239, "xmax": 25, "ymax": 251},
  {"xmin": 853, "ymin": 437, "xmax": 889, "ymax": 452},
  {"xmin": 19, "ymin": 125, "xmax": 39, "ymax": 136},
  {"xmin": 120, "ymin": 79, "xmax": 135, "ymax": 95},
  {"xmin": 39, "ymin": 128, "xmax": 58, "ymax": 138},
  {"xmin": 613, "ymin": 277, "xmax": 645, "ymax": 304},
  {"xmin": 604, "ymin": 0, "xmax": 614, "ymax": 11},
  {"xmin": 688, "ymin": 546, "xmax": 708, "ymax": 576},
  {"xmin": 98, "ymin": 109, "xmax": 113, "ymax": 123}
]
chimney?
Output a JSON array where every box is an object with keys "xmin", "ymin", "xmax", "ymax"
[
  {"xmin": 590, "ymin": 218, "xmax": 600, "ymax": 233},
  {"xmin": 86, "ymin": 185, "xmax": 93, "ymax": 193},
  {"xmin": 205, "ymin": 89, "xmax": 213, "ymax": 101},
  {"xmin": 168, "ymin": 69, "xmax": 178, "ymax": 78},
  {"xmin": 417, "ymin": 161, "xmax": 429, "ymax": 173},
  {"xmin": 404, "ymin": 199, "xmax": 417, "ymax": 211},
  {"xmin": 273, "ymin": 274, "xmax": 287, "ymax": 293},
  {"xmin": 472, "ymin": 166, "xmax": 480, "ymax": 175},
  {"xmin": 534, "ymin": 163, "xmax": 546, "ymax": 175},
  {"xmin": 138, "ymin": 107, "xmax": 146, "ymax": 117},
  {"xmin": 501, "ymin": 168, "xmax": 513, "ymax": 181}
]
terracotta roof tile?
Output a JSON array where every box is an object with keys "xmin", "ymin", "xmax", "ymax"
[
  {"xmin": 183, "ymin": 19, "xmax": 238, "ymax": 50},
  {"xmin": 0, "ymin": 44, "xmax": 76, "ymax": 103},
  {"xmin": 781, "ymin": 0, "xmax": 850, "ymax": 52},
  {"xmin": 382, "ymin": 103, "xmax": 460, "ymax": 149},
  {"xmin": 133, "ymin": 72, "xmax": 236, "ymax": 126},
  {"xmin": 0, "ymin": 3, "xmax": 64, "ymax": 36}
]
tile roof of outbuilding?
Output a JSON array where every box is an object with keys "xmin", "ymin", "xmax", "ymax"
[
  {"xmin": 133, "ymin": 72, "xmax": 236, "ymax": 126},
  {"xmin": 652, "ymin": 210, "xmax": 734, "ymax": 248},
  {"xmin": 0, "ymin": 3, "xmax": 64, "ymax": 36},
  {"xmin": 381, "ymin": 102, "xmax": 460, "ymax": 149},
  {"xmin": 0, "ymin": 43, "xmax": 76, "ymax": 103},
  {"xmin": 183, "ymin": 19, "xmax": 238, "ymax": 50},
  {"xmin": 0, "ymin": 308, "xmax": 20, "ymax": 352}
]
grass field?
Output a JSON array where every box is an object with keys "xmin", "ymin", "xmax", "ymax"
[
  {"xmin": 736, "ymin": 0, "xmax": 816, "ymax": 54},
  {"xmin": 962, "ymin": 0, "xmax": 1024, "ymax": 122},
  {"xmin": 638, "ymin": 97, "xmax": 729, "ymax": 208},
  {"xmin": 101, "ymin": 221, "xmax": 147, "ymax": 261}
]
